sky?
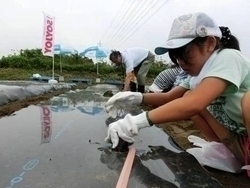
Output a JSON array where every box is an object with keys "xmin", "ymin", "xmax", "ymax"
[{"xmin": 0, "ymin": 0, "xmax": 250, "ymax": 60}]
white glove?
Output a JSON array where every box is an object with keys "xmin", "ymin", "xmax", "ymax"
[
  {"xmin": 105, "ymin": 91, "xmax": 143, "ymax": 118},
  {"xmin": 105, "ymin": 111, "xmax": 153, "ymax": 148}
]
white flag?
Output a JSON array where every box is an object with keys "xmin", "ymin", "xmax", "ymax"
[{"xmin": 42, "ymin": 12, "xmax": 55, "ymax": 57}]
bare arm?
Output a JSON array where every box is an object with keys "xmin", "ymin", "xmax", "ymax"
[
  {"xmin": 148, "ymin": 77, "xmax": 229, "ymax": 124},
  {"xmin": 123, "ymin": 72, "xmax": 134, "ymax": 91},
  {"xmin": 142, "ymin": 86, "xmax": 188, "ymax": 106}
]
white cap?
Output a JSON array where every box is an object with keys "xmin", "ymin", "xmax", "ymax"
[{"xmin": 155, "ymin": 12, "xmax": 222, "ymax": 55}]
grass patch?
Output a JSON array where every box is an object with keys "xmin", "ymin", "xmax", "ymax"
[{"xmin": 0, "ymin": 68, "xmax": 155, "ymax": 84}]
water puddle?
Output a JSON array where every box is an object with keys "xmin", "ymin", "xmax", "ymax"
[{"xmin": 0, "ymin": 84, "xmax": 223, "ymax": 188}]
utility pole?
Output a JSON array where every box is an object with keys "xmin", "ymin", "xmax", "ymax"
[
  {"xmin": 96, "ymin": 41, "xmax": 102, "ymax": 75},
  {"xmin": 97, "ymin": 40, "xmax": 102, "ymax": 47},
  {"xmin": 95, "ymin": 40, "xmax": 102, "ymax": 83}
]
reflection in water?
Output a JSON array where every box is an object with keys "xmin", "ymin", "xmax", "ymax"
[
  {"xmin": 76, "ymin": 93, "xmax": 106, "ymax": 116},
  {"xmin": 77, "ymin": 105, "xmax": 104, "ymax": 116},
  {"xmin": 1, "ymin": 84, "xmax": 225, "ymax": 187},
  {"xmin": 41, "ymin": 84, "xmax": 223, "ymax": 187},
  {"xmin": 99, "ymin": 147, "xmax": 178, "ymax": 188},
  {"xmin": 99, "ymin": 146, "xmax": 223, "ymax": 188},
  {"xmin": 50, "ymin": 95, "xmax": 75, "ymax": 112},
  {"xmin": 139, "ymin": 146, "xmax": 223, "ymax": 188},
  {"xmin": 39, "ymin": 105, "xmax": 52, "ymax": 144},
  {"xmin": 46, "ymin": 86, "xmax": 116, "ymax": 115}
]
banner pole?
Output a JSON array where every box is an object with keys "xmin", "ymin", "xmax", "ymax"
[
  {"xmin": 60, "ymin": 54, "xmax": 62, "ymax": 73},
  {"xmin": 52, "ymin": 54, "xmax": 55, "ymax": 79}
]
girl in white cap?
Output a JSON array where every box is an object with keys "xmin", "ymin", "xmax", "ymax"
[{"xmin": 105, "ymin": 12, "xmax": 250, "ymax": 177}]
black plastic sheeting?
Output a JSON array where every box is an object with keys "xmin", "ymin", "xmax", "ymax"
[
  {"xmin": 0, "ymin": 84, "xmax": 223, "ymax": 188},
  {"xmin": 0, "ymin": 81, "xmax": 76, "ymax": 107}
]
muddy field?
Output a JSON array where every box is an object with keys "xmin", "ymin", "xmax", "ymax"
[{"xmin": 0, "ymin": 86, "xmax": 249, "ymax": 187}]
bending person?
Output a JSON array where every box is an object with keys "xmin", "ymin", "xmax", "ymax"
[{"xmin": 109, "ymin": 47, "xmax": 155, "ymax": 93}]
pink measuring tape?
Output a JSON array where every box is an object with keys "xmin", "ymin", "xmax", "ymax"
[{"xmin": 115, "ymin": 147, "xmax": 136, "ymax": 188}]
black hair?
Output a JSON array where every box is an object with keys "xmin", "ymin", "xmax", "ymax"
[
  {"xmin": 168, "ymin": 26, "xmax": 240, "ymax": 65},
  {"xmin": 109, "ymin": 50, "xmax": 125, "ymax": 79},
  {"xmin": 219, "ymin": 26, "xmax": 240, "ymax": 51},
  {"xmin": 109, "ymin": 50, "xmax": 121, "ymax": 61}
]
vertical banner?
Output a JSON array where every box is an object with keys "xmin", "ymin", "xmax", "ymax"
[
  {"xmin": 40, "ymin": 105, "xmax": 52, "ymax": 144},
  {"xmin": 42, "ymin": 12, "xmax": 55, "ymax": 57}
]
